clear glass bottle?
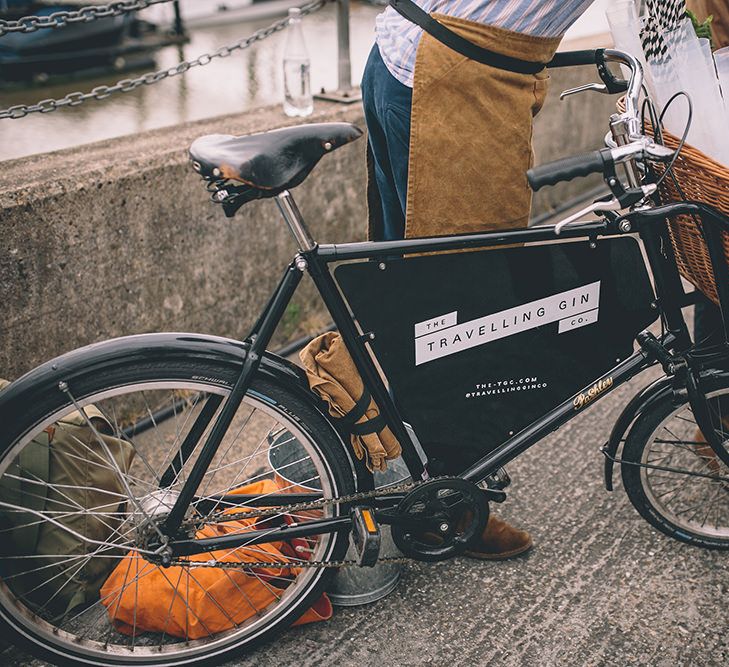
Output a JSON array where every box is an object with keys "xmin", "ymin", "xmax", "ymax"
[{"xmin": 282, "ymin": 7, "xmax": 313, "ymax": 117}]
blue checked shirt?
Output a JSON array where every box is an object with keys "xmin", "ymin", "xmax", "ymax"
[{"xmin": 376, "ymin": 0, "xmax": 596, "ymax": 86}]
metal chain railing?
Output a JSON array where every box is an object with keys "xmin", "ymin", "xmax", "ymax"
[
  {"xmin": 0, "ymin": 0, "xmax": 330, "ymax": 120},
  {"xmin": 0, "ymin": 0, "xmax": 176, "ymax": 36}
]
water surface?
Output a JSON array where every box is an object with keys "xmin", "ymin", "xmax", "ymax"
[
  {"xmin": 0, "ymin": 0, "xmax": 610, "ymax": 162},
  {"xmin": 0, "ymin": 2, "xmax": 380, "ymax": 161}
]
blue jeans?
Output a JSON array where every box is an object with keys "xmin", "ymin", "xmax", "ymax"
[{"xmin": 361, "ymin": 44, "xmax": 412, "ymax": 241}]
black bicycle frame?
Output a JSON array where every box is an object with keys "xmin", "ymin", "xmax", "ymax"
[{"xmin": 162, "ymin": 199, "xmax": 729, "ymax": 557}]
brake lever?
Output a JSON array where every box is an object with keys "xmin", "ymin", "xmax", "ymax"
[
  {"xmin": 552, "ymin": 197, "xmax": 622, "ymax": 235},
  {"xmin": 550, "ymin": 183, "xmax": 658, "ymax": 235},
  {"xmin": 560, "ymin": 83, "xmax": 608, "ymax": 100}
]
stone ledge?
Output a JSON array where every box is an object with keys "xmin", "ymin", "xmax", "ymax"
[
  {"xmin": 0, "ymin": 100, "xmax": 364, "ymax": 204},
  {"xmin": 1, "ymin": 66, "xmax": 617, "ymax": 379}
]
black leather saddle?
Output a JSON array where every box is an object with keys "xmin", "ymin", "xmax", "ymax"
[{"xmin": 190, "ymin": 122, "xmax": 363, "ymax": 216}]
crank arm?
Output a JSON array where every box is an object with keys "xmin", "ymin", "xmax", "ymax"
[
  {"xmin": 371, "ymin": 492, "xmax": 408, "ymax": 508},
  {"xmin": 374, "ymin": 510, "xmax": 445, "ymax": 530}
]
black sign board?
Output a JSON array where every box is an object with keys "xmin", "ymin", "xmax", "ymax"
[{"xmin": 335, "ymin": 238, "xmax": 658, "ymax": 474}]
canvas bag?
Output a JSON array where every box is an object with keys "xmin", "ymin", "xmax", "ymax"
[
  {"xmin": 300, "ymin": 332, "xmax": 401, "ymax": 472},
  {"xmin": 0, "ymin": 378, "xmax": 135, "ymax": 618},
  {"xmin": 100, "ymin": 479, "xmax": 332, "ymax": 638}
]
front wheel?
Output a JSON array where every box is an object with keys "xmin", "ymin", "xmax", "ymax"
[
  {"xmin": 0, "ymin": 356, "xmax": 356, "ymax": 666},
  {"xmin": 621, "ymin": 374, "xmax": 729, "ymax": 549}
]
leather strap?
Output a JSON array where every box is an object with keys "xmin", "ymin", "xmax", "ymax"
[
  {"xmin": 332, "ymin": 389, "xmax": 388, "ymax": 436},
  {"xmin": 388, "ymin": 0, "xmax": 546, "ymax": 75},
  {"xmin": 350, "ymin": 414, "xmax": 387, "ymax": 437},
  {"xmin": 333, "ymin": 389, "xmax": 372, "ymax": 430}
]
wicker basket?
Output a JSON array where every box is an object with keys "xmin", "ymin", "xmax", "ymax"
[{"xmin": 617, "ymin": 99, "xmax": 729, "ymax": 305}]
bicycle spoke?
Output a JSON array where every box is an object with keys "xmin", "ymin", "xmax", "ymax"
[
  {"xmin": 0, "ymin": 374, "xmax": 348, "ymax": 661},
  {"xmin": 67, "ymin": 393, "xmax": 175, "ymax": 549},
  {"xmin": 159, "ymin": 566, "xmax": 186, "ymax": 647},
  {"xmin": 695, "ymin": 484, "xmax": 724, "ymax": 528},
  {"xmin": 198, "ymin": 409, "xmax": 263, "ymax": 517}
]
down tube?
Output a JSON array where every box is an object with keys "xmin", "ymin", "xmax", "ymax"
[
  {"xmin": 305, "ymin": 252, "xmax": 427, "ymax": 480},
  {"xmin": 461, "ymin": 349, "xmax": 654, "ymax": 483}
]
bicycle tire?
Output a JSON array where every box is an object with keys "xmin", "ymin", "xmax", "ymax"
[
  {"xmin": 0, "ymin": 354, "xmax": 356, "ymax": 666},
  {"xmin": 621, "ymin": 373, "xmax": 729, "ymax": 549}
]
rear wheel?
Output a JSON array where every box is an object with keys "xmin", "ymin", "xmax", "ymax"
[
  {"xmin": 0, "ymin": 357, "xmax": 355, "ymax": 666},
  {"xmin": 621, "ymin": 375, "xmax": 729, "ymax": 549}
]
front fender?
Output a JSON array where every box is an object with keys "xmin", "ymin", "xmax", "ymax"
[
  {"xmin": 0, "ymin": 332, "xmax": 321, "ymax": 438},
  {"xmin": 603, "ymin": 374, "xmax": 673, "ymax": 491}
]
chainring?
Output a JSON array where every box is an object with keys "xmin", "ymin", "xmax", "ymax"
[{"xmin": 391, "ymin": 478, "xmax": 489, "ymax": 562}]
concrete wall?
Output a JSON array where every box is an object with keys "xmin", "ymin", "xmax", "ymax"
[{"xmin": 0, "ymin": 65, "xmax": 617, "ymax": 379}]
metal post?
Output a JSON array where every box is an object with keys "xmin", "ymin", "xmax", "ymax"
[
  {"xmin": 314, "ymin": 0, "xmax": 361, "ymax": 104},
  {"xmin": 337, "ymin": 0, "xmax": 352, "ymax": 91},
  {"xmin": 172, "ymin": 0, "xmax": 185, "ymax": 37}
]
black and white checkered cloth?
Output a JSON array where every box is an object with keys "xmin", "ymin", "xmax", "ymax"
[{"xmin": 640, "ymin": 0, "xmax": 687, "ymax": 64}]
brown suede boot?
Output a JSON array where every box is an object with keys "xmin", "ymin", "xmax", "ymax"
[{"xmin": 464, "ymin": 514, "xmax": 533, "ymax": 560}]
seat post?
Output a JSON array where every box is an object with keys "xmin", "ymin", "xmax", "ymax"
[{"xmin": 275, "ymin": 191, "xmax": 316, "ymax": 252}]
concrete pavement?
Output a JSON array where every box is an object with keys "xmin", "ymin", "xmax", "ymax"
[
  {"xmin": 3, "ymin": 365, "xmax": 727, "ymax": 667},
  {"xmin": 225, "ymin": 367, "xmax": 728, "ymax": 667}
]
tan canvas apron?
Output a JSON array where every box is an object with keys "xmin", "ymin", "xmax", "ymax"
[{"xmin": 403, "ymin": 16, "xmax": 561, "ymax": 239}]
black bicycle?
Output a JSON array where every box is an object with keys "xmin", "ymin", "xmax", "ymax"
[{"xmin": 0, "ymin": 48, "xmax": 727, "ymax": 666}]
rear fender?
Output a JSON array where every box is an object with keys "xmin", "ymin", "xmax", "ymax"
[{"xmin": 0, "ymin": 332, "xmax": 342, "ymax": 458}]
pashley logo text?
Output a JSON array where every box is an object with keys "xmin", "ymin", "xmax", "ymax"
[{"xmin": 413, "ymin": 282, "xmax": 601, "ymax": 365}]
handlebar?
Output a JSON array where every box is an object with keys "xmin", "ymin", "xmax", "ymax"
[
  {"xmin": 529, "ymin": 48, "xmax": 646, "ymax": 192},
  {"xmin": 527, "ymin": 149, "xmax": 613, "ymax": 192},
  {"xmin": 548, "ymin": 49, "xmax": 630, "ymax": 95},
  {"xmin": 548, "ymin": 49, "xmax": 605, "ymax": 68},
  {"xmin": 548, "ymin": 48, "xmax": 643, "ymax": 136},
  {"xmin": 601, "ymin": 49, "xmax": 643, "ymax": 138}
]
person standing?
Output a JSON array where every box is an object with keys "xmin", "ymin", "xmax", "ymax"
[
  {"xmin": 360, "ymin": 1, "xmax": 597, "ymax": 559},
  {"xmin": 362, "ymin": 0, "xmax": 596, "ymax": 241}
]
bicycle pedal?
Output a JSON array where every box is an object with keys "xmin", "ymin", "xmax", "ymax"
[
  {"xmin": 350, "ymin": 506, "xmax": 381, "ymax": 567},
  {"xmin": 482, "ymin": 466, "xmax": 511, "ymax": 490}
]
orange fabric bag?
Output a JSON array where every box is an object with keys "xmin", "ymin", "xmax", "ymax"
[{"xmin": 100, "ymin": 480, "xmax": 332, "ymax": 639}]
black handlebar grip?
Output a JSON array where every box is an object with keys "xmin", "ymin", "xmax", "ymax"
[{"xmin": 527, "ymin": 150, "xmax": 609, "ymax": 192}]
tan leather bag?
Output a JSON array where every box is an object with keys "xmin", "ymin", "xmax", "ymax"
[
  {"xmin": 0, "ymin": 379, "xmax": 135, "ymax": 618},
  {"xmin": 300, "ymin": 332, "xmax": 401, "ymax": 471}
]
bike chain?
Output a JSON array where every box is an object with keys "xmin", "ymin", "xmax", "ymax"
[
  {"xmin": 188, "ymin": 479, "xmax": 417, "ymax": 528},
  {"xmin": 170, "ymin": 478, "xmax": 438, "ymax": 571},
  {"xmin": 169, "ymin": 554, "xmax": 412, "ymax": 571}
]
